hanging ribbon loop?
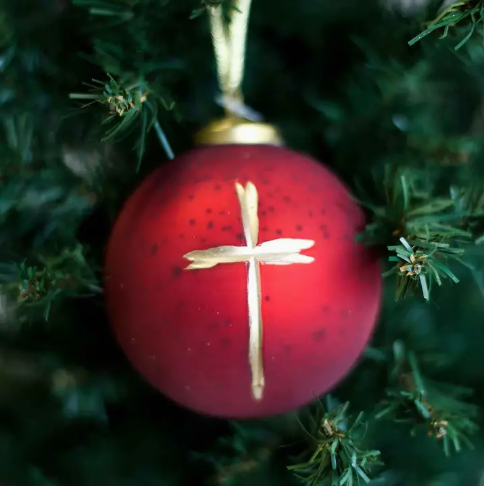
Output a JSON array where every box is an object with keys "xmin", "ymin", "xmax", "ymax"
[
  {"xmin": 198, "ymin": 0, "xmax": 282, "ymax": 144},
  {"xmin": 209, "ymin": 0, "xmax": 254, "ymax": 116}
]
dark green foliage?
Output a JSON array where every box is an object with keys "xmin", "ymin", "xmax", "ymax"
[
  {"xmin": 375, "ymin": 341, "xmax": 479, "ymax": 456},
  {"xmin": 409, "ymin": 1, "xmax": 484, "ymax": 49},
  {"xmin": 2, "ymin": 0, "xmax": 484, "ymax": 485},
  {"xmin": 288, "ymin": 401, "xmax": 382, "ymax": 485}
]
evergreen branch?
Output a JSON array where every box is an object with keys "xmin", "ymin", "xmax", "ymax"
[
  {"xmin": 449, "ymin": 181, "xmax": 484, "ymax": 244},
  {"xmin": 0, "ymin": 162, "xmax": 97, "ymax": 247},
  {"xmin": 73, "ymin": 0, "xmax": 138, "ymax": 21},
  {"xmin": 383, "ymin": 236, "xmax": 464, "ymax": 301},
  {"xmin": 72, "ymin": 0, "xmax": 181, "ymax": 168},
  {"xmin": 408, "ymin": 1, "xmax": 484, "ymax": 49},
  {"xmin": 2, "ymin": 246, "xmax": 100, "ymax": 323},
  {"xmin": 70, "ymin": 74, "xmax": 174, "ymax": 168},
  {"xmin": 2, "ymin": 115, "xmax": 34, "ymax": 165},
  {"xmin": 288, "ymin": 401, "xmax": 382, "ymax": 486},
  {"xmin": 359, "ymin": 169, "xmax": 460, "ymax": 246},
  {"xmin": 191, "ymin": 421, "xmax": 282, "ymax": 485},
  {"xmin": 359, "ymin": 168, "xmax": 473, "ymax": 301},
  {"xmin": 376, "ymin": 341, "xmax": 479, "ymax": 456}
]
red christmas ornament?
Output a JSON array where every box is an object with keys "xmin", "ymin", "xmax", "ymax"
[{"xmin": 105, "ymin": 130, "xmax": 382, "ymax": 419}]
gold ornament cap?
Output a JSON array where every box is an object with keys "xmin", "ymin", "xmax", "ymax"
[{"xmin": 195, "ymin": 117, "xmax": 284, "ymax": 146}]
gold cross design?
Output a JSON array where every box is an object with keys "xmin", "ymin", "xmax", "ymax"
[{"xmin": 183, "ymin": 182, "xmax": 315, "ymax": 401}]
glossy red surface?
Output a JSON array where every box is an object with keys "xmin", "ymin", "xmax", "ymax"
[{"xmin": 104, "ymin": 145, "xmax": 382, "ymax": 418}]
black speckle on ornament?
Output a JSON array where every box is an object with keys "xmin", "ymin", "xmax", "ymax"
[
  {"xmin": 261, "ymin": 226, "xmax": 268, "ymax": 232},
  {"xmin": 276, "ymin": 229, "xmax": 282, "ymax": 236},
  {"xmin": 261, "ymin": 210, "xmax": 267, "ymax": 216},
  {"xmin": 235, "ymin": 233, "xmax": 244, "ymax": 241},
  {"xmin": 207, "ymin": 221, "xmax": 214, "ymax": 229},
  {"xmin": 221, "ymin": 225, "xmax": 232, "ymax": 232},
  {"xmin": 283, "ymin": 196, "xmax": 291, "ymax": 203},
  {"xmin": 267, "ymin": 192, "xmax": 274, "ymax": 198},
  {"xmin": 178, "ymin": 233, "xmax": 185, "ymax": 239},
  {"xmin": 221, "ymin": 337, "xmax": 231, "ymax": 346},
  {"xmin": 209, "ymin": 321, "xmax": 220, "ymax": 329},
  {"xmin": 150, "ymin": 243, "xmax": 158, "ymax": 255},
  {"xmin": 171, "ymin": 266, "xmax": 182, "ymax": 278},
  {"xmin": 296, "ymin": 224, "xmax": 303, "ymax": 232},
  {"xmin": 264, "ymin": 295, "xmax": 271, "ymax": 302},
  {"xmin": 320, "ymin": 224, "xmax": 330, "ymax": 238},
  {"xmin": 223, "ymin": 318, "xmax": 232, "ymax": 327},
  {"xmin": 219, "ymin": 210, "xmax": 226, "ymax": 216},
  {"xmin": 341, "ymin": 309, "xmax": 352, "ymax": 319},
  {"xmin": 206, "ymin": 208, "xmax": 212, "ymax": 214},
  {"xmin": 313, "ymin": 329, "xmax": 326, "ymax": 341},
  {"xmin": 188, "ymin": 194, "xmax": 195, "ymax": 200},
  {"xmin": 268, "ymin": 206, "xmax": 275, "ymax": 213},
  {"xmin": 215, "ymin": 184, "xmax": 222, "ymax": 191},
  {"xmin": 189, "ymin": 219, "xmax": 196, "ymax": 226}
]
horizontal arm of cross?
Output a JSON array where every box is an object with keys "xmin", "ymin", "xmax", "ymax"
[{"xmin": 184, "ymin": 238, "xmax": 315, "ymax": 270}]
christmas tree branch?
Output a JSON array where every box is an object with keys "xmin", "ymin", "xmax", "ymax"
[
  {"xmin": 288, "ymin": 400, "xmax": 382, "ymax": 486},
  {"xmin": 376, "ymin": 341, "xmax": 479, "ymax": 456},
  {"xmin": 358, "ymin": 167, "xmax": 478, "ymax": 301},
  {"xmin": 72, "ymin": 1, "xmax": 179, "ymax": 169},
  {"xmin": 0, "ymin": 246, "xmax": 100, "ymax": 324},
  {"xmin": 70, "ymin": 74, "xmax": 174, "ymax": 170},
  {"xmin": 73, "ymin": 0, "xmax": 136, "ymax": 21},
  {"xmin": 384, "ymin": 235, "xmax": 466, "ymax": 301},
  {"xmin": 450, "ymin": 180, "xmax": 484, "ymax": 244},
  {"xmin": 409, "ymin": 0, "xmax": 484, "ymax": 49},
  {"xmin": 191, "ymin": 421, "xmax": 284, "ymax": 485}
]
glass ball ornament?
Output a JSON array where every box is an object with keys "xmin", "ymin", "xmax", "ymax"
[{"xmin": 104, "ymin": 118, "xmax": 382, "ymax": 419}]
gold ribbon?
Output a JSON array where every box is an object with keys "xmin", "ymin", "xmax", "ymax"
[{"xmin": 209, "ymin": 0, "xmax": 253, "ymax": 113}]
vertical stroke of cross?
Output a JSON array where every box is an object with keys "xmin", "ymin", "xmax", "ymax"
[{"xmin": 183, "ymin": 182, "xmax": 315, "ymax": 401}]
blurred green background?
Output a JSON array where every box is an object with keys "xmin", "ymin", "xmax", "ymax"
[{"xmin": 1, "ymin": 0, "xmax": 484, "ymax": 485}]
